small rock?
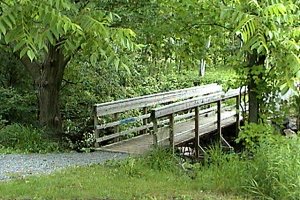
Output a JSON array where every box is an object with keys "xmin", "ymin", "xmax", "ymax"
[{"xmin": 284, "ymin": 129, "xmax": 297, "ymax": 138}]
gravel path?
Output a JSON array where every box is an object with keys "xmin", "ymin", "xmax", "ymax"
[{"xmin": 0, "ymin": 151, "xmax": 128, "ymax": 181}]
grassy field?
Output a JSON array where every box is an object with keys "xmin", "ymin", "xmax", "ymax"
[
  {"xmin": 0, "ymin": 164, "xmax": 246, "ymax": 200},
  {"xmin": 0, "ymin": 150, "xmax": 249, "ymax": 200}
]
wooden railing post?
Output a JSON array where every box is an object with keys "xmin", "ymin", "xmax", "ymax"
[
  {"xmin": 194, "ymin": 106, "xmax": 200, "ymax": 157},
  {"xmin": 113, "ymin": 113, "xmax": 119, "ymax": 142},
  {"xmin": 94, "ymin": 106, "xmax": 100, "ymax": 148},
  {"xmin": 169, "ymin": 113, "xmax": 175, "ymax": 153},
  {"xmin": 142, "ymin": 107, "xmax": 148, "ymax": 134},
  {"xmin": 113, "ymin": 113, "xmax": 119, "ymax": 133},
  {"xmin": 236, "ymin": 95, "xmax": 241, "ymax": 135},
  {"xmin": 217, "ymin": 100, "xmax": 222, "ymax": 144},
  {"xmin": 152, "ymin": 118, "xmax": 158, "ymax": 146}
]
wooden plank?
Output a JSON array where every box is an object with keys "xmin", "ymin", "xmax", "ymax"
[
  {"xmin": 101, "ymin": 110, "xmax": 241, "ymax": 154},
  {"xmin": 96, "ymin": 124, "xmax": 153, "ymax": 143},
  {"xmin": 217, "ymin": 100, "xmax": 222, "ymax": 142},
  {"xmin": 236, "ymin": 95, "xmax": 241, "ymax": 134},
  {"xmin": 174, "ymin": 110, "xmax": 238, "ymax": 145},
  {"xmin": 94, "ymin": 106, "xmax": 100, "ymax": 148},
  {"xmin": 157, "ymin": 111, "xmax": 236, "ymax": 145},
  {"xmin": 142, "ymin": 107, "xmax": 148, "ymax": 134},
  {"xmin": 113, "ymin": 113, "xmax": 119, "ymax": 134},
  {"xmin": 96, "ymin": 114, "xmax": 151, "ymax": 130},
  {"xmin": 95, "ymin": 84, "xmax": 222, "ymax": 116},
  {"xmin": 195, "ymin": 106, "xmax": 200, "ymax": 157},
  {"xmin": 158, "ymin": 106, "xmax": 217, "ymax": 126},
  {"xmin": 169, "ymin": 114, "xmax": 175, "ymax": 153},
  {"xmin": 151, "ymin": 92, "xmax": 224, "ymax": 119},
  {"xmin": 151, "ymin": 87, "xmax": 244, "ymax": 119},
  {"xmin": 152, "ymin": 118, "xmax": 158, "ymax": 145}
]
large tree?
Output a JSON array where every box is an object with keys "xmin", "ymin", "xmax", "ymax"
[
  {"xmin": 0, "ymin": 0, "xmax": 138, "ymax": 138},
  {"xmin": 221, "ymin": 0, "xmax": 300, "ymax": 122}
]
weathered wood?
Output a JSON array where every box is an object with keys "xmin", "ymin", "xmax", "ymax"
[
  {"xmin": 169, "ymin": 114, "xmax": 175, "ymax": 153},
  {"xmin": 142, "ymin": 107, "xmax": 148, "ymax": 135},
  {"xmin": 96, "ymin": 114, "xmax": 151, "ymax": 130},
  {"xmin": 151, "ymin": 92, "xmax": 223, "ymax": 119},
  {"xmin": 95, "ymin": 84, "xmax": 222, "ymax": 116},
  {"xmin": 155, "ymin": 110, "xmax": 238, "ymax": 146},
  {"xmin": 152, "ymin": 118, "xmax": 158, "ymax": 145},
  {"xmin": 113, "ymin": 113, "xmax": 119, "ymax": 134},
  {"xmin": 95, "ymin": 84, "xmax": 248, "ymax": 152},
  {"xmin": 96, "ymin": 124, "xmax": 152, "ymax": 143},
  {"xmin": 151, "ymin": 87, "xmax": 245, "ymax": 119},
  {"xmin": 217, "ymin": 100, "xmax": 222, "ymax": 142},
  {"xmin": 194, "ymin": 106, "xmax": 200, "ymax": 157},
  {"xmin": 236, "ymin": 95, "xmax": 241, "ymax": 134},
  {"xmin": 94, "ymin": 107, "xmax": 100, "ymax": 148}
]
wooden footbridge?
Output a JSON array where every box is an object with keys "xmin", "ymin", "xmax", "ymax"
[{"xmin": 94, "ymin": 84, "xmax": 247, "ymax": 156}]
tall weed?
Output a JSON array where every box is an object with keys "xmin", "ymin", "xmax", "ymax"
[
  {"xmin": 196, "ymin": 145, "xmax": 251, "ymax": 193},
  {"xmin": 247, "ymin": 136, "xmax": 300, "ymax": 200}
]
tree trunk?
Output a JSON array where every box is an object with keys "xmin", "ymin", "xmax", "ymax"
[
  {"xmin": 199, "ymin": 36, "xmax": 211, "ymax": 77},
  {"xmin": 21, "ymin": 44, "xmax": 68, "ymax": 139},
  {"xmin": 37, "ymin": 64, "xmax": 63, "ymax": 139},
  {"xmin": 248, "ymin": 53, "xmax": 265, "ymax": 123},
  {"xmin": 248, "ymin": 75, "xmax": 259, "ymax": 123}
]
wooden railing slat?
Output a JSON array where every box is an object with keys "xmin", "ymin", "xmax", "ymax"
[
  {"xmin": 95, "ymin": 84, "xmax": 222, "ymax": 116},
  {"xmin": 96, "ymin": 124, "xmax": 153, "ymax": 143}
]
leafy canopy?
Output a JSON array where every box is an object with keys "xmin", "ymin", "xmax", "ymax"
[
  {"xmin": 0, "ymin": 0, "xmax": 139, "ymax": 69},
  {"xmin": 221, "ymin": 0, "xmax": 300, "ymax": 91}
]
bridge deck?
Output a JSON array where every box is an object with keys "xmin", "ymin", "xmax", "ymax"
[{"xmin": 99, "ymin": 110, "xmax": 238, "ymax": 154}]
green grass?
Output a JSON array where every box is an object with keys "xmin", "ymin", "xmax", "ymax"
[
  {"xmin": 2, "ymin": 135, "xmax": 298, "ymax": 200},
  {"xmin": 0, "ymin": 164, "xmax": 246, "ymax": 200},
  {"xmin": 0, "ymin": 149, "xmax": 248, "ymax": 200}
]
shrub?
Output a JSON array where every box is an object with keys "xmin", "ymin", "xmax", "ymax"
[
  {"xmin": 141, "ymin": 147, "xmax": 182, "ymax": 173},
  {"xmin": 235, "ymin": 123, "xmax": 278, "ymax": 150},
  {"xmin": 0, "ymin": 124, "xmax": 61, "ymax": 153}
]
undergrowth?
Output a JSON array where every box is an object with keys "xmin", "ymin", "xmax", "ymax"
[
  {"xmin": 0, "ymin": 123, "xmax": 61, "ymax": 153},
  {"xmin": 1, "ymin": 134, "xmax": 299, "ymax": 199}
]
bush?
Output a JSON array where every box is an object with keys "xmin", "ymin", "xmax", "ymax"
[
  {"xmin": 0, "ymin": 87, "xmax": 36, "ymax": 124},
  {"xmin": 0, "ymin": 124, "xmax": 61, "ymax": 153},
  {"xmin": 235, "ymin": 123, "xmax": 278, "ymax": 150},
  {"xmin": 141, "ymin": 147, "xmax": 181, "ymax": 172}
]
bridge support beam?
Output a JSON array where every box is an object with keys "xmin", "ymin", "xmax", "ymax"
[
  {"xmin": 195, "ymin": 106, "xmax": 206, "ymax": 157},
  {"xmin": 217, "ymin": 100, "xmax": 233, "ymax": 150},
  {"xmin": 236, "ymin": 95, "xmax": 241, "ymax": 135},
  {"xmin": 169, "ymin": 114, "xmax": 175, "ymax": 153}
]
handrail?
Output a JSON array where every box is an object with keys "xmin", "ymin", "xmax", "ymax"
[
  {"xmin": 94, "ymin": 83, "xmax": 223, "ymax": 147},
  {"xmin": 94, "ymin": 83, "xmax": 222, "ymax": 116},
  {"xmin": 150, "ymin": 86, "xmax": 247, "ymax": 156}
]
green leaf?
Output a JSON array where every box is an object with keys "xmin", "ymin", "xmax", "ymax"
[
  {"xmin": 0, "ymin": 21, "xmax": 7, "ymax": 35},
  {"xmin": 20, "ymin": 47, "xmax": 28, "ymax": 58},
  {"xmin": 27, "ymin": 49, "xmax": 35, "ymax": 61},
  {"xmin": 3, "ymin": 15, "xmax": 13, "ymax": 29},
  {"xmin": 46, "ymin": 31, "xmax": 55, "ymax": 45},
  {"xmin": 13, "ymin": 40, "xmax": 27, "ymax": 52},
  {"xmin": 90, "ymin": 53, "xmax": 98, "ymax": 66}
]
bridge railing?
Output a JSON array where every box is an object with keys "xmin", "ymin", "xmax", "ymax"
[
  {"xmin": 93, "ymin": 83, "xmax": 223, "ymax": 147},
  {"xmin": 150, "ymin": 87, "xmax": 247, "ymax": 156}
]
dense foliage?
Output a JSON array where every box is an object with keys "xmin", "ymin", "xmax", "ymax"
[{"xmin": 0, "ymin": 0, "xmax": 299, "ymax": 148}]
